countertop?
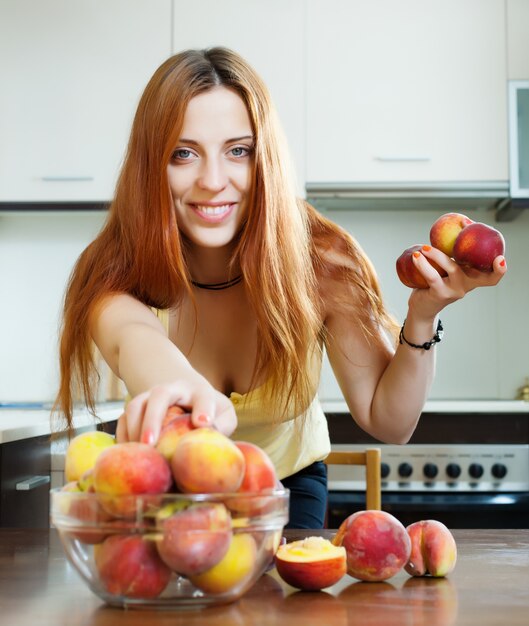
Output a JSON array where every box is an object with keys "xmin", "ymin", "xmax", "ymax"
[
  {"xmin": 0, "ymin": 402, "xmax": 123, "ymax": 443},
  {"xmin": 1, "ymin": 400, "xmax": 527, "ymax": 444},
  {"xmin": 0, "ymin": 528, "xmax": 527, "ymax": 625}
]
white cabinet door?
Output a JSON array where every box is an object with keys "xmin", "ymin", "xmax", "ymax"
[
  {"xmin": 0, "ymin": 0, "xmax": 171, "ymax": 202},
  {"xmin": 306, "ymin": 0, "xmax": 508, "ymax": 184},
  {"xmin": 507, "ymin": 0, "xmax": 529, "ymax": 79},
  {"xmin": 172, "ymin": 0, "xmax": 306, "ymax": 196}
]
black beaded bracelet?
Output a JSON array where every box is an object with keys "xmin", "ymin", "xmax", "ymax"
[{"xmin": 399, "ymin": 319, "xmax": 444, "ymax": 350}]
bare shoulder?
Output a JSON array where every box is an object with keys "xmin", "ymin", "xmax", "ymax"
[{"xmin": 91, "ymin": 293, "xmax": 166, "ymax": 346}]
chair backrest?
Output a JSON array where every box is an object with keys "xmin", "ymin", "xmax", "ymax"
[{"xmin": 324, "ymin": 448, "xmax": 381, "ymax": 511}]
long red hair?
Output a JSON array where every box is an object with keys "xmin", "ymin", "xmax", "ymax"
[{"xmin": 54, "ymin": 47, "xmax": 397, "ymax": 431}]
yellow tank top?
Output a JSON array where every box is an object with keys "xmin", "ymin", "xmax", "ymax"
[{"xmin": 153, "ymin": 308, "xmax": 330, "ymax": 479}]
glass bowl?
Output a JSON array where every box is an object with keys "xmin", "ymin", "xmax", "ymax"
[{"xmin": 50, "ymin": 488, "xmax": 289, "ymax": 609}]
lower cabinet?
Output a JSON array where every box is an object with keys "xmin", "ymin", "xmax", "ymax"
[{"xmin": 0, "ymin": 436, "xmax": 51, "ymax": 528}]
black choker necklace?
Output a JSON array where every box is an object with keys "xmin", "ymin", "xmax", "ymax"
[{"xmin": 190, "ymin": 274, "xmax": 243, "ymax": 291}]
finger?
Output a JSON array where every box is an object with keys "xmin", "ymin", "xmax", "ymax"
[
  {"xmin": 190, "ymin": 395, "xmax": 216, "ymax": 429},
  {"xmin": 123, "ymin": 391, "xmax": 150, "ymax": 442},
  {"xmin": 492, "ymin": 255, "xmax": 507, "ymax": 276},
  {"xmin": 213, "ymin": 403, "xmax": 238, "ymax": 436},
  {"xmin": 140, "ymin": 385, "xmax": 176, "ymax": 445},
  {"xmin": 411, "ymin": 249, "xmax": 447, "ymax": 287},
  {"xmin": 115, "ymin": 412, "xmax": 129, "ymax": 443}
]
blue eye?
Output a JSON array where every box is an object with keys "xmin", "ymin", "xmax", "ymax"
[
  {"xmin": 172, "ymin": 149, "xmax": 193, "ymax": 160},
  {"xmin": 230, "ymin": 146, "xmax": 251, "ymax": 157}
]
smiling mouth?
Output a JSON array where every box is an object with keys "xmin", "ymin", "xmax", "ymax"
[
  {"xmin": 189, "ymin": 203, "xmax": 236, "ymax": 223},
  {"xmin": 193, "ymin": 204, "xmax": 233, "ymax": 216}
]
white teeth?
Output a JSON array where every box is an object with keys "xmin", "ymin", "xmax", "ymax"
[{"xmin": 195, "ymin": 204, "xmax": 231, "ymax": 215}]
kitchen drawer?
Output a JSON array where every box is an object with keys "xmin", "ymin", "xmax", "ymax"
[{"xmin": 0, "ymin": 435, "xmax": 50, "ymax": 528}]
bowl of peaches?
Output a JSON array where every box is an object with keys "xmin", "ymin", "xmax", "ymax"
[{"xmin": 51, "ymin": 409, "xmax": 289, "ymax": 609}]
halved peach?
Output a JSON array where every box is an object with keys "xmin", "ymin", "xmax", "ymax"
[{"xmin": 275, "ymin": 536, "xmax": 347, "ymax": 590}]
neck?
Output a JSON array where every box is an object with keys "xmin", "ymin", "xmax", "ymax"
[{"xmin": 190, "ymin": 274, "xmax": 243, "ymax": 291}]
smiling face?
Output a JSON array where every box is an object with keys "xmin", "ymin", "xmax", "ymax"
[{"xmin": 167, "ymin": 86, "xmax": 254, "ymax": 252}]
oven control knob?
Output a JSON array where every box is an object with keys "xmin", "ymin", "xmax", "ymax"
[
  {"xmin": 398, "ymin": 462, "xmax": 413, "ymax": 478},
  {"xmin": 468, "ymin": 463, "xmax": 484, "ymax": 479},
  {"xmin": 380, "ymin": 463, "xmax": 390, "ymax": 479},
  {"xmin": 446, "ymin": 463, "xmax": 461, "ymax": 479},
  {"xmin": 491, "ymin": 463, "xmax": 507, "ymax": 479},
  {"xmin": 423, "ymin": 463, "xmax": 438, "ymax": 479}
]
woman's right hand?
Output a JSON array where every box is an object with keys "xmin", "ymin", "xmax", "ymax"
[{"xmin": 115, "ymin": 379, "xmax": 238, "ymax": 445}]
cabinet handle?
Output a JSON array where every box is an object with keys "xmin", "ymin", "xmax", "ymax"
[
  {"xmin": 40, "ymin": 176, "xmax": 94, "ymax": 182},
  {"xmin": 374, "ymin": 156, "xmax": 431, "ymax": 162},
  {"xmin": 15, "ymin": 475, "xmax": 51, "ymax": 491}
]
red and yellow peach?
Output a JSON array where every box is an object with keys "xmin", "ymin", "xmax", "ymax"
[{"xmin": 275, "ymin": 536, "xmax": 347, "ymax": 590}]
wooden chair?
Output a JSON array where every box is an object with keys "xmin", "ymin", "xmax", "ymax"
[{"xmin": 324, "ymin": 448, "xmax": 382, "ymax": 510}]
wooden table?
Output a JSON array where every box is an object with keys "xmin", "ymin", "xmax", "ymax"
[{"xmin": 1, "ymin": 528, "xmax": 528, "ymax": 625}]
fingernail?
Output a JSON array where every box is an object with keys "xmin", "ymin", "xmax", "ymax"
[
  {"xmin": 500, "ymin": 258, "xmax": 506, "ymax": 267},
  {"xmin": 196, "ymin": 414, "xmax": 212, "ymax": 427},
  {"xmin": 141, "ymin": 429, "xmax": 155, "ymax": 445},
  {"xmin": 422, "ymin": 245, "xmax": 431, "ymax": 252},
  {"xmin": 413, "ymin": 251, "xmax": 421, "ymax": 259}
]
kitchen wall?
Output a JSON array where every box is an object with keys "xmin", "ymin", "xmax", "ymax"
[{"xmin": 1, "ymin": 205, "xmax": 527, "ymax": 403}]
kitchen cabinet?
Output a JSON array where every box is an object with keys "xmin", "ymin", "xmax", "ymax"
[
  {"xmin": 0, "ymin": 435, "xmax": 50, "ymax": 528},
  {"xmin": 306, "ymin": 0, "xmax": 508, "ymax": 185},
  {"xmin": 172, "ymin": 0, "xmax": 306, "ymax": 196},
  {"xmin": 0, "ymin": 0, "xmax": 171, "ymax": 203},
  {"xmin": 507, "ymin": 0, "xmax": 529, "ymax": 79}
]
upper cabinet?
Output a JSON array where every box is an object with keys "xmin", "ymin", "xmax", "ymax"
[
  {"xmin": 0, "ymin": 0, "xmax": 171, "ymax": 202},
  {"xmin": 306, "ymin": 0, "xmax": 509, "ymax": 185},
  {"xmin": 507, "ymin": 0, "xmax": 529, "ymax": 79},
  {"xmin": 172, "ymin": 0, "xmax": 306, "ymax": 196}
]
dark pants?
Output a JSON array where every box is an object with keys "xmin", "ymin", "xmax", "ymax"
[{"xmin": 281, "ymin": 461, "xmax": 328, "ymax": 529}]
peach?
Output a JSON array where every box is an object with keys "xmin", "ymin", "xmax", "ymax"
[
  {"xmin": 429, "ymin": 212, "xmax": 474, "ymax": 257},
  {"xmin": 405, "ymin": 520, "xmax": 457, "ymax": 577},
  {"xmin": 77, "ymin": 469, "xmax": 95, "ymax": 492},
  {"xmin": 235, "ymin": 441, "xmax": 277, "ymax": 492},
  {"xmin": 188, "ymin": 533, "xmax": 257, "ymax": 594},
  {"xmin": 64, "ymin": 430, "xmax": 115, "ymax": 482},
  {"xmin": 93, "ymin": 442, "xmax": 172, "ymax": 517},
  {"xmin": 396, "ymin": 245, "xmax": 448, "ymax": 289},
  {"xmin": 452, "ymin": 222, "xmax": 505, "ymax": 272},
  {"xmin": 156, "ymin": 412, "xmax": 193, "ymax": 462},
  {"xmin": 156, "ymin": 502, "xmax": 232, "ymax": 576},
  {"xmin": 275, "ymin": 536, "xmax": 347, "ymax": 591},
  {"xmin": 61, "ymin": 487, "xmax": 113, "ymax": 545},
  {"xmin": 333, "ymin": 510, "xmax": 411, "ymax": 581},
  {"xmin": 171, "ymin": 428, "xmax": 245, "ymax": 494},
  {"xmin": 94, "ymin": 534, "xmax": 171, "ymax": 599}
]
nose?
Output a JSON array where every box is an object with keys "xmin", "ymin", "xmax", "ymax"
[{"xmin": 197, "ymin": 157, "xmax": 228, "ymax": 192}]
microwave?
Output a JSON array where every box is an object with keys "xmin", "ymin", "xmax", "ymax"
[{"xmin": 508, "ymin": 80, "xmax": 529, "ymax": 199}]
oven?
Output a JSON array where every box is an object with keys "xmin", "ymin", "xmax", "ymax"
[{"xmin": 325, "ymin": 408, "xmax": 529, "ymax": 529}]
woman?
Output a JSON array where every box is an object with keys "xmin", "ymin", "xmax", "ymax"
[{"xmin": 55, "ymin": 47, "xmax": 506, "ymax": 528}]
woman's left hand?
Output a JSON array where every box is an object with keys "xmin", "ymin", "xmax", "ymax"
[{"xmin": 408, "ymin": 245, "xmax": 507, "ymax": 319}]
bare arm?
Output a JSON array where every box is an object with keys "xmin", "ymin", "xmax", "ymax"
[
  {"xmin": 324, "ymin": 248, "xmax": 507, "ymax": 444},
  {"xmin": 91, "ymin": 293, "xmax": 237, "ymax": 443}
]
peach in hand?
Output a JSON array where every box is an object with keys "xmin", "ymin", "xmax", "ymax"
[
  {"xmin": 396, "ymin": 245, "xmax": 448, "ymax": 289},
  {"xmin": 156, "ymin": 412, "xmax": 193, "ymax": 462},
  {"xmin": 93, "ymin": 442, "xmax": 172, "ymax": 516},
  {"xmin": 275, "ymin": 536, "xmax": 347, "ymax": 591},
  {"xmin": 333, "ymin": 510, "xmax": 411, "ymax": 581},
  {"xmin": 156, "ymin": 502, "xmax": 232, "ymax": 576},
  {"xmin": 171, "ymin": 428, "xmax": 245, "ymax": 494},
  {"xmin": 64, "ymin": 430, "xmax": 115, "ymax": 483},
  {"xmin": 188, "ymin": 533, "xmax": 257, "ymax": 594},
  {"xmin": 405, "ymin": 520, "xmax": 457, "ymax": 577},
  {"xmin": 452, "ymin": 222, "xmax": 505, "ymax": 272},
  {"xmin": 429, "ymin": 212, "xmax": 474, "ymax": 256},
  {"xmin": 94, "ymin": 534, "xmax": 171, "ymax": 599}
]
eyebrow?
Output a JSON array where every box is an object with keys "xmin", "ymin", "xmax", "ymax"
[{"xmin": 177, "ymin": 135, "xmax": 254, "ymax": 145}]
